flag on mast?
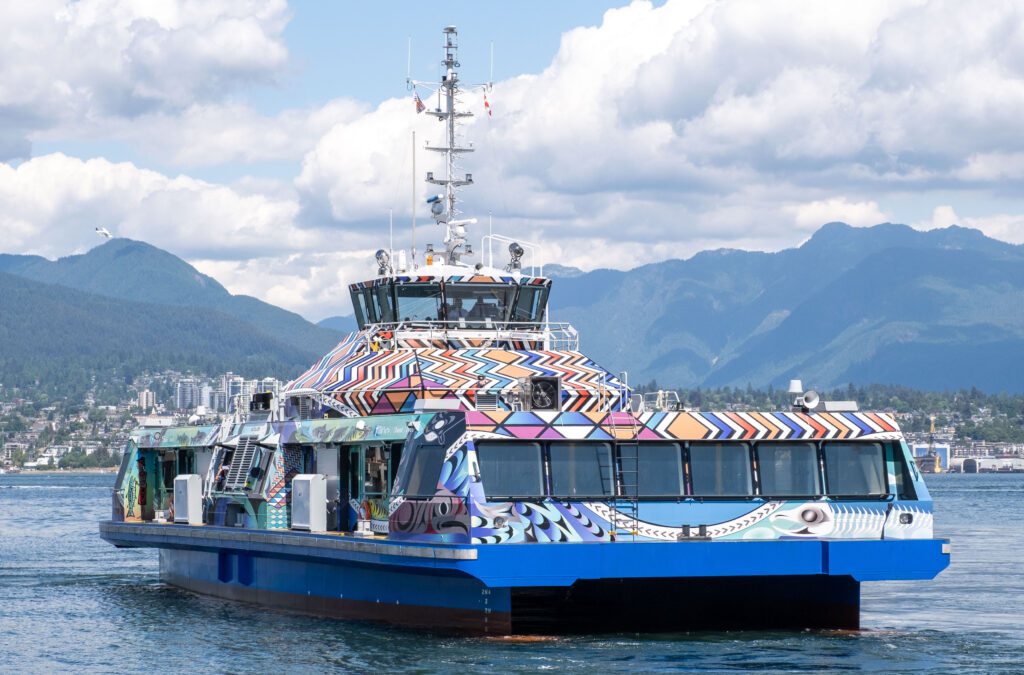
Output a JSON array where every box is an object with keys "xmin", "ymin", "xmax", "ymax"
[
  {"xmin": 483, "ymin": 93, "xmax": 492, "ymax": 117},
  {"xmin": 414, "ymin": 90, "xmax": 425, "ymax": 113}
]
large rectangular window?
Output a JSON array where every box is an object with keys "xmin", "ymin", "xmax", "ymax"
[
  {"xmin": 550, "ymin": 441, "xmax": 613, "ymax": 497},
  {"xmin": 689, "ymin": 443, "xmax": 753, "ymax": 496},
  {"xmin": 824, "ymin": 442, "xmax": 887, "ymax": 496},
  {"xmin": 445, "ymin": 283, "xmax": 516, "ymax": 327},
  {"xmin": 395, "ymin": 283, "xmax": 443, "ymax": 322},
  {"xmin": 756, "ymin": 442, "xmax": 821, "ymax": 496},
  {"xmin": 626, "ymin": 443, "xmax": 685, "ymax": 496},
  {"xmin": 476, "ymin": 442, "xmax": 544, "ymax": 498}
]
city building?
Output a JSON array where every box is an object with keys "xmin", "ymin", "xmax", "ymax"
[
  {"xmin": 175, "ymin": 378, "xmax": 199, "ymax": 410},
  {"xmin": 138, "ymin": 389, "xmax": 156, "ymax": 412}
]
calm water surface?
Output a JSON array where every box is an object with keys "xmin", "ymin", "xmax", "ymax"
[{"xmin": 1, "ymin": 472, "xmax": 1021, "ymax": 673}]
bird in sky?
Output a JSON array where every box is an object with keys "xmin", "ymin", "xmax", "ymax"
[{"xmin": 95, "ymin": 227, "xmax": 113, "ymax": 238}]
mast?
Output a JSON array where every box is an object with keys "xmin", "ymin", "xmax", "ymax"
[{"xmin": 420, "ymin": 26, "xmax": 480, "ymax": 264}]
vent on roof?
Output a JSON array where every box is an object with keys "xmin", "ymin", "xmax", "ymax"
[{"xmin": 476, "ymin": 393, "xmax": 499, "ymax": 411}]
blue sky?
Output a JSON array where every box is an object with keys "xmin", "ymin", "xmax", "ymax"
[
  {"xmin": 30, "ymin": 2, "xmax": 626, "ymax": 183},
  {"xmin": 3, "ymin": 0, "xmax": 1024, "ymax": 321}
]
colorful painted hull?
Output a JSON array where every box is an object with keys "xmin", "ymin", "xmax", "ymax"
[{"xmin": 99, "ymin": 521, "xmax": 949, "ymax": 633}]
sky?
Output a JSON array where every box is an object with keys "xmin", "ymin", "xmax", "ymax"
[{"xmin": 3, "ymin": 0, "xmax": 1024, "ymax": 322}]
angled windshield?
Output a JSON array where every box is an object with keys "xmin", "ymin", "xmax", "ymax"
[
  {"xmin": 350, "ymin": 287, "xmax": 376, "ymax": 329},
  {"xmin": 445, "ymin": 283, "xmax": 515, "ymax": 326},
  {"xmin": 513, "ymin": 285, "xmax": 549, "ymax": 326},
  {"xmin": 395, "ymin": 283, "xmax": 443, "ymax": 322},
  {"xmin": 375, "ymin": 284, "xmax": 396, "ymax": 323}
]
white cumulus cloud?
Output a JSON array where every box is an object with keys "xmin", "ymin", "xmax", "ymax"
[{"xmin": 7, "ymin": 0, "xmax": 1024, "ymax": 321}]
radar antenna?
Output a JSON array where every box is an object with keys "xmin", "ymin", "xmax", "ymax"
[{"xmin": 409, "ymin": 26, "xmax": 490, "ymax": 265}]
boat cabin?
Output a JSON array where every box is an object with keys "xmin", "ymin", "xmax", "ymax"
[{"xmin": 349, "ymin": 275, "xmax": 551, "ymax": 330}]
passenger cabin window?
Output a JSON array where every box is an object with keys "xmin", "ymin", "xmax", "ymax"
[
  {"xmin": 445, "ymin": 283, "xmax": 515, "ymax": 326},
  {"xmin": 513, "ymin": 285, "xmax": 549, "ymax": 327},
  {"xmin": 891, "ymin": 442, "xmax": 918, "ymax": 500},
  {"xmin": 631, "ymin": 443, "xmax": 685, "ymax": 496},
  {"xmin": 395, "ymin": 283, "xmax": 443, "ymax": 322},
  {"xmin": 690, "ymin": 443, "xmax": 753, "ymax": 496},
  {"xmin": 397, "ymin": 444, "xmax": 445, "ymax": 497},
  {"xmin": 476, "ymin": 442, "xmax": 544, "ymax": 498},
  {"xmin": 824, "ymin": 442, "xmax": 887, "ymax": 496},
  {"xmin": 756, "ymin": 442, "xmax": 821, "ymax": 496},
  {"xmin": 550, "ymin": 441, "xmax": 614, "ymax": 497}
]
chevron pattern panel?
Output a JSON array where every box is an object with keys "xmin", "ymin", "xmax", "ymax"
[
  {"xmin": 288, "ymin": 346, "xmax": 624, "ymax": 416},
  {"xmin": 465, "ymin": 409, "xmax": 901, "ymax": 441}
]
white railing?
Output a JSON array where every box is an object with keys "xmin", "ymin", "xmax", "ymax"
[{"xmin": 362, "ymin": 320, "xmax": 579, "ymax": 351}]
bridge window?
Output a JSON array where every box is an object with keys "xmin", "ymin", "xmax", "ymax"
[
  {"xmin": 350, "ymin": 287, "xmax": 376, "ymax": 329},
  {"xmin": 476, "ymin": 441, "xmax": 544, "ymax": 498},
  {"xmin": 375, "ymin": 284, "xmax": 396, "ymax": 323},
  {"xmin": 512, "ymin": 285, "xmax": 549, "ymax": 326},
  {"xmin": 689, "ymin": 442, "xmax": 754, "ymax": 496},
  {"xmin": 823, "ymin": 442, "xmax": 887, "ymax": 497},
  {"xmin": 756, "ymin": 442, "xmax": 821, "ymax": 497},
  {"xmin": 445, "ymin": 283, "xmax": 515, "ymax": 326},
  {"xmin": 395, "ymin": 283, "xmax": 443, "ymax": 322},
  {"xmin": 550, "ymin": 441, "xmax": 614, "ymax": 497}
]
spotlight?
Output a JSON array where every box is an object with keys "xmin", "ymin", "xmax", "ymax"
[{"xmin": 375, "ymin": 249, "xmax": 391, "ymax": 275}]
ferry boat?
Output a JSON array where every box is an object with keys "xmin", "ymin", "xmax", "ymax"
[{"xmin": 100, "ymin": 26, "xmax": 949, "ymax": 634}]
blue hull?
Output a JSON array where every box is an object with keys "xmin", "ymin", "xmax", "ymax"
[{"xmin": 101, "ymin": 521, "xmax": 949, "ymax": 634}]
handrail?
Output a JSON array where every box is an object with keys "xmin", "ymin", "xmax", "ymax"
[{"xmin": 362, "ymin": 320, "xmax": 579, "ymax": 351}]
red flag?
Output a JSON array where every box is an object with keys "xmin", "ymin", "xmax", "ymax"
[{"xmin": 483, "ymin": 93, "xmax": 492, "ymax": 117}]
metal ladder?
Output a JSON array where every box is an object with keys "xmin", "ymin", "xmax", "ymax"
[{"xmin": 608, "ymin": 411, "xmax": 641, "ymax": 540}]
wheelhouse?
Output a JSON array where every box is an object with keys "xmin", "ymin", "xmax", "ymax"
[{"xmin": 349, "ymin": 276, "xmax": 551, "ymax": 329}]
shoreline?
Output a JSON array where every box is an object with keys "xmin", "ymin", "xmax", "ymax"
[{"xmin": 3, "ymin": 468, "xmax": 118, "ymax": 475}]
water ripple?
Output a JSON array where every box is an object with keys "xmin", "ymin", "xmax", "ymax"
[{"xmin": 1, "ymin": 473, "xmax": 1022, "ymax": 673}]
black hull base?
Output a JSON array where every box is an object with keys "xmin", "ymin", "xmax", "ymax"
[{"xmin": 511, "ymin": 575, "xmax": 860, "ymax": 634}]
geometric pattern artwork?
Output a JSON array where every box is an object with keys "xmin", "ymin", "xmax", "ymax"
[
  {"xmin": 286, "ymin": 331, "xmax": 365, "ymax": 391},
  {"xmin": 465, "ymin": 409, "xmax": 901, "ymax": 441},
  {"xmin": 266, "ymin": 445, "xmax": 304, "ymax": 529},
  {"xmin": 287, "ymin": 347, "xmax": 626, "ymax": 415},
  {"xmin": 348, "ymin": 273, "xmax": 550, "ymax": 290}
]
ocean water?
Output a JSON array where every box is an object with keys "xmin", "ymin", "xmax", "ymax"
[{"xmin": 0, "ymin": 472, "xmax": 1021, "ymax": 674}]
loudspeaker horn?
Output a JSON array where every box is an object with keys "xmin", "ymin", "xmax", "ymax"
[{"xmin": 803, "ymin": 390, "xmax": 820, "ymax": 410}]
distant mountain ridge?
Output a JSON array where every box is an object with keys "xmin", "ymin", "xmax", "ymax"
[
  {"xmin": 0, "ymin": 238, "xmax": 343, "ymax": 356},
  {"xmin": 0, "ymin": 271, "xmax": 320, "ymax": 394},
  {"xmin": 2, "ymin": 223, "xmax": 1022, "ymax": 393},
  {"xmin": 548, "ymin": 222, "xmax": 1024, "ymax": 392}
]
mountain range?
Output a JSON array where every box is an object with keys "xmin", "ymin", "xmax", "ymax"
[
  {"xmin": 548, "ymin": 222, "xmax": 1024, "ymax": 392},
  {"xmin": 0, "ymin": 239, "xmax": 343, "ymax": 356},
  {"xmin": 0, "ymin": 270, "xmax": 321, "ymax": 395},
  {"xmin": 1, "ymin": 222, "xmax": 1022, "ymax": 394},
  {"xmin": 0, "ymin": 239, "xmax": 342, "ymax": 393}
]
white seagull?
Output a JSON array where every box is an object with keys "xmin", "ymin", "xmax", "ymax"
[{"xmin": 95, "ymin": 227, "xmax": 113, "ymax": 238}]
